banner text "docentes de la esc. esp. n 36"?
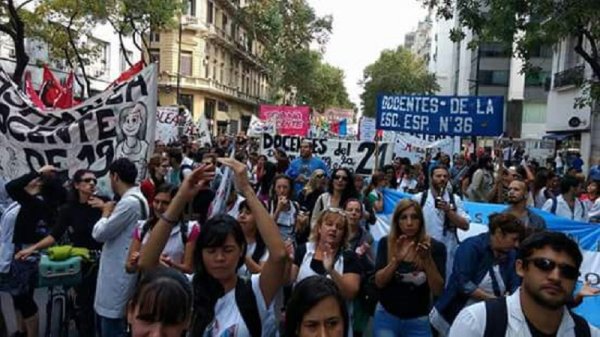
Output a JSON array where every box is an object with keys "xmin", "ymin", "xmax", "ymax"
[{"xmin": 375, "ymin": 94, "xmax": 504, "ymax": 137}]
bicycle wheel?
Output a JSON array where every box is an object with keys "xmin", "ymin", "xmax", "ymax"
[{"xmin": 49, "ymin": 291, "xmax": 66, "ymax": 337}]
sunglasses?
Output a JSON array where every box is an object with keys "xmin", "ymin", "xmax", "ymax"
[
  {"xmin": 81, "ymin": 178, "xmax": 98, "ymax": 184},
  {"xmin": 334, "ymin": 174, "xmax": 348, "ymax": 181},
  {"xmin": 315, "ymin": 173, "xmax": 325, "ymax": 179},
  {"xmin": 524, "ymin": 257, "xmax": 579, "ymax": 280}
]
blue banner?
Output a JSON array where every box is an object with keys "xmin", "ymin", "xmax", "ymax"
[
  {"xmin": 375, "ymin": 94, "xmax": 504, "ymax": 136},
  {"xmin": 373, "ymin": 189, "xmax": 600, "ymax": 327}
]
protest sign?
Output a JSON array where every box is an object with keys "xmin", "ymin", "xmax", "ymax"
[
  {"xmin": 359, "ymin": 117, "xmax": 377, "ymax": 141},
  {"xmin": 260, "ymin": 134, "xmax": 393, "ymax": 175},
  {"xmin": 247, "ymin": 114, "xmax": 275, "ymax": 137},
  {"xmin": 259, "ymin": 105, "xmax": 310, "ymax": 136},
  {"xmin": 155, "ymin": 106, "xmax": 196, "ymax": 144},
  {"xmin": 393, "ymin": 133, "xmax": 455, "ymax": 163},
  {"xmin": 0, "ymin": 64, "xmax": 157, "ymax": 186},
  {"xmin": 376, "ymin": 94, "xmax": 504, "ymax": 136},
  {"xmin": 371, "ymin": 188, "xmax": 600, "ymax": 328}
]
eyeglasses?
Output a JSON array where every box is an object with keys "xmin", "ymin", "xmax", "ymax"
[
  {"xmin": 327, "ymin": 208, "xmax": 347, "ymax": 216},
  {"xmin": 81, "ymin": 178, "xmax": 97, "ymax": 184},
  {"xmin": 524, "ymin": 257, "xmax": 579, "ymax": 280},
  {"xmin": 315, "ymin": 174, "xmax": 325, "ymax": 179},
  {"xmin": 334, "ymin": 174, "xmax": 348, "ymax": 181}
]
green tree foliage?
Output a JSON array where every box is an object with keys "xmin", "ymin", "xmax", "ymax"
[
  {"xmin": 423, "ymin": 0, "xmax": 600, "ymax": 106},
  {"xmin": 240, "ymin": 0, "xmax": 333, "ymax": 100},
  {"xmin": 360, "ymin": 46, "xmax": 439, "ymax": 117}
]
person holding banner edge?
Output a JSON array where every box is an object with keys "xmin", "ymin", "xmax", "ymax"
[{"xmin": 286, "ymin": 140, "xmax": 329, "ymax": 199}]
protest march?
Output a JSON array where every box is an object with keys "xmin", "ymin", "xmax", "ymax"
[{"xmin": 0, "ymin": 61, "xmax": 599, "ymax": 337}]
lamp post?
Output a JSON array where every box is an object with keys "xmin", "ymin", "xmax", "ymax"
[{"xmin": 176, "ymin": 15, "xmax": 184, "ymax": 137}]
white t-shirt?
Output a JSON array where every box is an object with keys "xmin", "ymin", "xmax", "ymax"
[
  {"xmin": 237, "ymin": 241, "xmax": 270, "ymax": 278},
  {"xmin": 203, "ymin": 274, "xmax": 276, "ymax": 337},
  {"xmin": 465, "ymin": 265, "xmax": 506, "ymax": 307}
]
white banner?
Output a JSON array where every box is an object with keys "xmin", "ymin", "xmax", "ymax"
[
  {"xmin": 393, "ymin": 133, "xmax": 455, "ymax": 163},
  {"xmin": 197, "ymin": 114, "xmax": 212, "ymax": 147},
  {"xmin": 155, "ymin": 106, "xmax": 196, "ymax": 144},
  {"xmin": 247, "ymin": 115, "xmax": 275, "ymax": 137},
  {"xmin": 260, "ymin": 134, "xmax": 393, "ymax": 176},
  {"xmin": 0, "ymin": 64, "xmax": 158, "ymax": 186}
]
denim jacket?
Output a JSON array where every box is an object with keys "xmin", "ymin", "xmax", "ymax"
[{"xmin": 434, "ymin": 232, "xmax": 521, "ymax": 324}]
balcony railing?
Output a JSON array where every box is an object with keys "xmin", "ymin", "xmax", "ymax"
[
  {"xmin": 553, "ymin": 65, "xmax": 584, "ymax": 89},
  {"xmin": 158, "ymin": 72, "xmax": 263, "ymax": 104}
]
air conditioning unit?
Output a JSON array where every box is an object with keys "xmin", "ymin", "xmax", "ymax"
[{"xmin": 94, "ymin": 70, "xmax": 104, "ymax": 77}]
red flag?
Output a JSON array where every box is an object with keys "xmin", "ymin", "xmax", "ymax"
[
  {"xmin": 110, "ymin": 61, "xmax": 144, "ymax": 87},
  {"xmin": 40, "ymin": 65, "xmax": 64, "ymax": 108},
  {"xmin": 376, "ymin": 129, "xmax": 384, "ymax": 141},
  {"xmin": 54, "ymin": 72, "xmax": 77, "ymax": 109},
  {"xmin": 330, "ymin": 121, "xmax": 340, "ymax": 134},
  {"xmin": 24, "ymin": 71, "xmax": 46, "ymax": 110}
]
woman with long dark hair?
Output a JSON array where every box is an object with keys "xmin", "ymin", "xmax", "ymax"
[
  {"xmin": 237, "ymin": 200, "xmax": 269, "ymax": 277},
  {"xmin": 140, "ymin": 154, "xmax": 169, "ymax": 205},
  {"xmin": 269, "ymin": 174, "xmax": 299, "ymax": 241},
  {"xmin": 126, "ymin": 184, "xmax": 199, "ymax": 274},
  {"xmin": 139, "ymin": 158, "xmax": 288, "ymax": 337},
  {"xmin": 311, "ymin": 168, "xmax": 358, "ymax": 228},
  {"xmin": 374, "ymin": 199, "xmax": 445, "ymax": 337},
  {"xmin": 285, "ymin": 276, "xmax": 349, "ymax": 337},
  {"xmin": 127, "ymin": 267, "xmax": 192, "ymax": 337},
  {"xmin": 255, "ymin": 155, "xmax": 277, "ymax": 204}
]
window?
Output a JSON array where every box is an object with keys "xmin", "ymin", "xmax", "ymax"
[
  {"xmin": 479, "ymin": 42, "xmax": 511, "ymax": 58},
  {"xmin": 478, "ymin": 70, "xmax": 509, "ymax": 86},
  {"xmin": 218, "ymin": 101, "xmax": 229, "ymax": 112},
  {"xmin": 179, "ymin": 94, "xmax": 194, "ymax": 114},
  {"xmin": 150, "ymin": 31, "xmax": 160, "ymax": 43},
  {"xmin": 180, "ymin": 51, "xmax": 193, "ymax": 76},
  {"xmin": 217, "ymin": 121, "xmax": 228, "ymax": 135},
  {"xmin": 186, "ymin": 0, "xmax": 196, "ymax": 16},
  {"xmin": 222, "ymin": 14, "xmax": 228, "ymax": 32},
  {"xmin": 205, "ymin": 99, "xmax": 216, "ymax": 119},
  {"xmin": 207, "ymin": 1, "xmax": 214, "ymax": 24},
  {"xmin": 525, "ymin": 71, "xmax": 550, "ymax": 87},
  {"xmin": 241, "ymin": 115, "xmax": 250, "ymax": 132},
  {"xmin": 229, "ymin": 120, "xmax": 239, "ymax": 134},
  {"xmin": 529, "ymin": 45, "xmax": 552, "ymax": 58},
  {"xmin": 120, "ymin": 49, "xmax": 133, "ymax": 72},
  {"xmin": 149, "ymin": 50, "xmax": 160, "ymax": 64}
]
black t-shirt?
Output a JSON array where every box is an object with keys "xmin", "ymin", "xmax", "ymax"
[
  {"xmin": 525, "ymin": 316, "xmax": 557, "ymax": 337},
  {"xmin": 50, "ymin": 200, "xmax": 105, "ymax": 251},
  {"xmin": 375, "ymin": 236, "xmax": 446, "ymax": 318},
  {"xmin": 293, "ymin": 244, "xmax": 363, "ymax": 276}
]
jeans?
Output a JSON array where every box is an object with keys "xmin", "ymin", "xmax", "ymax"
[
  {"xmin": 97, "ymin": 315, "xmax": 127, "ymax": 337},
  {"xmin": 373, "ymin": 305, "xmax": 432, "ymax": 337}
]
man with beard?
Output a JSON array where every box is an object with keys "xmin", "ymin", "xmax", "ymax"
[
  {"xmin": 430, "ymin": 213, "xmax": 524, "ymax": 336},
  {"xmin": 413, "ymin": 165, "xmax": 470, "ymax": 281},
  {"xmin": 449, "ymin": 231, "xmax": 599, "ymax": 337},
  {"xmin": 504, "ymin": 180, "xmax": 546, "ymax": 235},
  {"xmin": 286, "ymin": 140, "xmax": 328, "ymax": 199}
]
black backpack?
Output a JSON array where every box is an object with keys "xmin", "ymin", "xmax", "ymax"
[
  {"xmin": 484, "ymin": 297, "xmax": 591, "ymax": 337},
  {"xmin": 251, "ymin": 237, "xmax": 267, "ymax": 264},
  {"xmin": 235, "ymin": 277, "xmax": 262, "ymax": 337},
  {"xmin": 550, "ymin": 196, "xmax": 586, "ymax": 219}
]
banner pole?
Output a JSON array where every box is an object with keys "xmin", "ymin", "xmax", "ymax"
[{"xmin": 374, "ymin": 136, "xmax": 380, "ymax": 173}]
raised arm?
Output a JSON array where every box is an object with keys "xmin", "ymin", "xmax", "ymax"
[{"xmin": 218, "ymin": 157, "xmax": 288, "ymax": 306}]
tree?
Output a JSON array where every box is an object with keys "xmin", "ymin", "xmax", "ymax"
[
  {"xmin": 0, "ymin": 0, "xmax": 33, "ymax": 85},
  {"xmin": 240, "ymin": 0, "xmax": 333, "ymax": 101},
  {"xmin": 304, "ymin": 61, "xmax": 354, "ymax": 112},
  {"xmin": 423, "ymin": 0, "xmax": 600, "ymax": 106},
  {"xmin": 360, "ymin": 46, "xmax": 439, "ymax": 117}
]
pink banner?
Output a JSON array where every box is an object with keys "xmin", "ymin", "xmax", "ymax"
[{"xmin": 259, "ymin": 105, "xmax": 310, "ymax": 136}]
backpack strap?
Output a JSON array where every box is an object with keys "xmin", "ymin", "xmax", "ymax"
[
  {"xmin": 235, "ymin": 277, "xmax": 262, "ymax": 337},
  {"xmin": 179, "ymin": 164, "xmax": 194, "ymax": 182},
  {"xmin": 484, "ymin": 297, "xmax": 508, "ymax": 337},
  {"xmin": 251, "ymin": 236, "xmax": 266, "ymax": 264},
  {"xmin": 180, "ymin": 221, "xmax": 188, "ymax": 244},
  {"xmin": 130, "ymin": 195, "xmax": 148, "ymax": 220},
  {"xmin": 420, "ymin": 190, "xmax": 428, "ymax": 208},
  {"xmin": 550, "ymin": 196, "xmax": 558, "ymax": 215},
  {"xmin": 570, "ymin": 310, "xmax": 591, "ymax": 337}
]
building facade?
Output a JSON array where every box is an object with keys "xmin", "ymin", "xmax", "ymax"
[
  {"xmin": 149, "ymin": 0, "xmax": 270, "ymax": 136},
  {"xmin": 546, "ymin": 35, "xmax": 599, "ymax": 172}
]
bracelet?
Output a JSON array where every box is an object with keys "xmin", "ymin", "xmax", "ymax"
[{"xmin": 158, "ymin": 212, "xmax": 178, "ymax": 225}]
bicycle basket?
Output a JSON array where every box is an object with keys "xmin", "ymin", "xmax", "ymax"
[{"xmin": 38, "ymin": 255, "xmax": 82, "ymax": 288}]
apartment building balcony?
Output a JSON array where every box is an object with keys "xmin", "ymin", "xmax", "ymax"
[
  {"xmin": 181, "ymin": 15, "xmax": 208, "ymax": 32},
  {"xmin": 158, "ymin": 72, "xmax": 262, "ymax": 105},
  {"xmin": 214, "ymin": 0, "xmax": 240, "ymax": 13},
  {"xmin": 204, "ymin": 25, "xmax": 267, "ymax": 72},
  {"xmin": 553, "ymin": 65, "xmax": 584, "ymax": 90}
]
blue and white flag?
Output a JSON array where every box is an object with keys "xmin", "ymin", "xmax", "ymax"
[{"xmin": 373, "ymin": 189, "xmax": 600, "ymax": 327}]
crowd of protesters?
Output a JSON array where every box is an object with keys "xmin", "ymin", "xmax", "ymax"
[{"xmin": 0, "ymin": 132, "xmax": 598, "ymax": 337}]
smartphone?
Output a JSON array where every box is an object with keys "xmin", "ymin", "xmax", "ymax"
[{"xmin": 434, "ymin": 197, "xmax": 445, "ymax": 209}]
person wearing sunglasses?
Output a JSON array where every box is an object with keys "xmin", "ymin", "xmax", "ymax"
[
  {"xmin": 311, "ymin": 168, "xmax": 358, "ymax": 228},
  {"xmin": 14, "ymin": 169, "xmax": 107, "ymax": 337},
  {"xmin": 431, "ymin": 213, "xmax": 525, "ymax": 336},
  {"xmin": 449, "ymin": 231, "xmax": 600, "ymax": 337}
]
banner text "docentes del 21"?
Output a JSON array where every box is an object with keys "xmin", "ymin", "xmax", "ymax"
[{"xmin": 375, "ymin": 94, "xmax": 504, "ymax": 137}]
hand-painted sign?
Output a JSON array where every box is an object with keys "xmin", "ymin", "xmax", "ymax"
[{"xmin": 376, "ymin": 94, "xmax": 504, "ymax": 136}]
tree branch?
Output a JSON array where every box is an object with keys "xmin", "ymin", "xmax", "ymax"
[
  {"xmin": 575, "ymin": 29, "xmax": 600, "ymax": 80},
  {"xmin": 107, "ymin": 16, "xmax": 133, "ymax": 67},
  {"xmin": 16, "ymin": 0, "xmax": 34, "ymax": 11},
  {"xmin": 0, "ymin": 22, "xmax": 16, "ymax": 39},
  {"xmin": 580, "ymin": 28, "xmax": 598, "ymax": 60},
  {"xmin": 62, "ymin": 47, "xmax": 84, "ymax": 93},
  {"xmin": 66, "ymin": 10, "xmax": 91, "ymax": 98}
]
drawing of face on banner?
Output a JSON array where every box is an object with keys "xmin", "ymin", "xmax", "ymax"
[{"xmin": 116, "ymin": 101, "xmax": 149, "ymax": 181}]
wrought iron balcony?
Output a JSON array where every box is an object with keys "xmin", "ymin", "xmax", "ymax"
[{"xmin": 553, "ymin": 65, "xmax": 584, "ymax": 89}]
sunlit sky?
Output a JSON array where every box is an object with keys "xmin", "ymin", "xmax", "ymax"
[{"xmin": 306, "ymin": 0, "xmax": 428, "ymax": 111}]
